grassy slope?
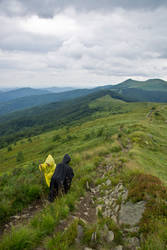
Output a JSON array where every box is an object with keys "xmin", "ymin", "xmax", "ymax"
[
  {"xmin": 1, "ymin": 97, "xmax": 167, "ymax": 249},
  {"xmin": 113, "ymin": 79, "xmax": 167, "ymax": 91}
]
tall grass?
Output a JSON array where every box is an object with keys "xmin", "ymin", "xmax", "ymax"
[{"xmin": 0, "ymin": 148, "xmax": 101, "ymax": 250}]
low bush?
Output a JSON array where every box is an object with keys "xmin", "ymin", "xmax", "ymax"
[
  {"xmin": 52, "ymin": 134, "xmax": 61, "ymax": 142},
  {"xmin": 16, "ymin": 151, "xmax": 24, "ymax": 162}
]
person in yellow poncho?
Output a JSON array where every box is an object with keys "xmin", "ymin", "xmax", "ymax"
[{"xmin": 39, "ymin": 154, "xmax": 56, "ymax": 187}]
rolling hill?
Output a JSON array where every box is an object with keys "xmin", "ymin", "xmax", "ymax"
[
  {"xmin": 0, "ymin": 88, "xmax": 96, "ymax": 116},
  {"xmin": 0, "ymin": 87, "xmax": 50, "ymax": 103},
  {"xmin": 97, "ymin": 79, "xmax": 167, "ymax": 102},
  {"xmin": 0, "ymin": 90, "xmax": 134, "ymax": 148},
  {"xmin": 113, "ymin": 78, "xmax": 167, "ymax": 91},
  {"xmin": 0, "ymin": 79, "xmax": 167, "ymax": 116},
  {"xmin": 45, "ymin": 87, "xmax": 76, "ymax": 93}
]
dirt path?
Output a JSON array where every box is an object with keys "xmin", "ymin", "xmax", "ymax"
[
  {"xmin": 0, "ymin": 199, "xmax": 47, "ymax": 237},
  {"xmin": 118, "ymin": 126, "xmax": 132, "ymax": 153}
]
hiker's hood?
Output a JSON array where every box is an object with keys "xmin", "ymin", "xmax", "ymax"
[{"xmin": 63, "ymin": 154, "xmax": 71, "ymax": 164}]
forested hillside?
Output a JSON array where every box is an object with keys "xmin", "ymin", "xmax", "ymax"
[
  {"xmin": 0, "ymin": 90, "xmax": 133, "ymax": 148},
  {"xmin": 1, "ymin": 79, "xmax": 167, "ymax": 116},
  {"xmin": 113, "ymin": 79, "xmax": 167, "ymax": 91},
  {"xmin": 97, "ymin": 79, "xmax": 167, "ymax": 102},
  {"xmin": 0, "ymin": 88, "xmax": 95, "ymax": 116},
  {"xmin": 0, "ymin": 87, "xmax": 50, "ymax": 103}
]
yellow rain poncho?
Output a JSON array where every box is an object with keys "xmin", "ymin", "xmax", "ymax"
[{"xmin": 39, "ymin": 154, "xmax": 56, "ymax": 187}]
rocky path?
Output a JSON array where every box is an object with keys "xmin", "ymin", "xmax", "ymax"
[
  {"xmin": 80, "ymin": 162, "xmax": 146, "ymax": 250},
  {"xmin": 39, "ymin": 160, "xmax": 146, "ymax": 250},
  {"xmin": 1, "ymin": 155, "xmax": 146, "ymax": 250},
  {"xmin": 1, "ymin": 199, "xmax": 47, "ymax": 237}
]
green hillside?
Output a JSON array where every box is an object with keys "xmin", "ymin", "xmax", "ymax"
[
  {"xmin": 0, "ymin": 88, "xmax": 97, "ymax": 116},
  {"xmin": 0, "ymin": 87, "xmax": 50, "ymax": 103},
  {"xmin": 104, "ymin": 79, "xmax": 167, "ymax": 103},
  {"xmin": 0, "ymin": 95, "xmax": 167, "ymax": 249},
  {"xmin": 0, "ymin": 90, "xmax": 133, "ymax": 148},
  {"xmin": 1, "ymin": 78, "xmax": 167, "ymax": 117},
  {"xmin": 113, "ymin": 78, "xmax": 167, "ymax": 91}
]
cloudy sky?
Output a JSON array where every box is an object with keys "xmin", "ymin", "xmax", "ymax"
[{"xmin": 0, "ymin": 0, "xmax": 167, "ymax": 88}]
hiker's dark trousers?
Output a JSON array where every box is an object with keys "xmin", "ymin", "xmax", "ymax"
[
  {"xmin": 49, "ymin": 177, "xmax": 72, "ymax": 202},
  {"xmin": 49, "ymin": 176, "xmax": 59, "ymax": 202},
  {"xmin": 64, "ymin": 177, "xmax": 71, "ymax": 194}
]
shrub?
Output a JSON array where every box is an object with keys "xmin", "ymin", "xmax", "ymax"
[
  {"xmin": 7, "ymin": 146, "xmax": 12, "ymax": 152},
  {"xmin": 96, "ymin": 127, "xmax": 104, "ymax": 137},
  {"xmin": 84, "ymin": 133, "xmax": 91, "ymax": 140},
  {"xmin": 27, "ymin": 184, "xmax": 42, "ymax": 200},
  {"xmin": 28, "ymin": 137, "xmax": 32, "ymax": 143},
  {"xmin": 16, "ymin": 151, "xmax": 24, "ymax": 162},
  {"xmin": 52, "ymin": 134, "xmax": 61, "ymax": 142},
  {"xmin": 0, "ymin": 199, "xmax": 11, "ymax": 224}
]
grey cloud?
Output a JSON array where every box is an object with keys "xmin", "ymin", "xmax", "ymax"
[
  {"xmin": 1, "ymin": 0, "xmax": 167, "ymax": 17},
  {"xmin": 0, "ymin": 4, "xmax": 167, "ymax": 87},
  {"xmin": 0, "ymin": 34, "xmax": 62, "ymax": 52}
]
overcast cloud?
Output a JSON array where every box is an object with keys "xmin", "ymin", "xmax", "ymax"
[{"xmin": 0, "ymin": 0, "xmax": 167, "ymax": 88}]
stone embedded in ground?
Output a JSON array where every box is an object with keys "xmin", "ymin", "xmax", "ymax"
[
  {"xmin": 115, "ymin": 205, "xmax": 119, "ymax": 213},
  {"xmin": 77, "ymin": 225, "xmax": 84, "ymax": 240},
  {"xmin": 106, "ymin": 179, "xmax": 111, "ymax": 186},
  {"xmin": 124, "ymin": 227, "xmax": 139, "ymax": 233},
  {"xmin": 79, "ymin": 218, "xmax": 88, "ymax": 224},
  {"xmin": 104, "ymin": 224, "xmax": 108, "ymax": 231},
  {"xmin": 117, "ymin": 184, "xmax": 124, "ymax": 191},
  {"xmin": 105, "ymin": 199, "xmax": 110, "ymax": 206},
  {"xmin": 126, "ymin": 237, "xmax": 140, "ymax": 247},
  {"xmin": 114, "ymin": 246, "xmax": 123, "ymax": 250},
  {"xmin": 22, "ymin": 214, "xmax": 29, "ymax": 219},
  {"xmin": 90, "ymin": 188, "xmax": 96, "ymax": 194},
  {"xmin": 119, "ymin": 201, "xmax": 146, "ymax": 226},
  {"xmin": 121, "ymin": 190, "xmax": 128, "ymax": 202},
  {"xmin": 12, "ymin": 215, "xmax": 20, "ymax": 220},
  {"xmin": 91, "ymin": 231, "xmax": 97, "ymax": 242},
  {"xmin": 111, "ymin": 215, "xmax": 117, "ymax": 224},
  {"xmin": 86, "ymin": 181, "xmax": 90, "ymax": 191},
  {"xmin": 107, "ymin": 230, "xmax": 114, "ymax": 243},
  {"xmin": 84, "ymin": 248, "xmax": 93, "ymax": 250}
]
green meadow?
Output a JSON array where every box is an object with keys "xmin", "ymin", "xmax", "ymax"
[{"xmin": 0, "ymin": 96, "xmax": 167, "ymax": 249}]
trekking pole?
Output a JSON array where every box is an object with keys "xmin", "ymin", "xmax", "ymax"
[{"xmin": 39, "ymin": 161, "xmax": 46, "ymax": 202}]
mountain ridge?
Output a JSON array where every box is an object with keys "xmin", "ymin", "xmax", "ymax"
[
  {"xmin": 0, "ymin": 87, "xmax": 50, "ymax": 103},
  {"xmin": 0, "ymin": 78, "xmax": 167, "ymax": 116}
]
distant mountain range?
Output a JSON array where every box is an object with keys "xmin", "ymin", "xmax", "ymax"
[
  {"xmin": 0, "ymin": 88, "xmax": 96, "ymax": 116},
  {"xmin": 0, "ymin": 79, "xmax": 167, "ymax": 117},
  {"xmin": 44, "ymin": 87, "xmax": 76, "ymax": 93},
  {"xmin": 0, "ymin": 87, "xmax": 50, "ymax": 103},
  {"xmin": 96, "ymin": 79, "xmax": 167, "ymax": 92},
  {"xmin": 0, "ymin": 77, "xmax": 167, "ymax": 147}
]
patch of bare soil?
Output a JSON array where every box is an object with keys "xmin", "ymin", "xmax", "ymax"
[{"xmin": 0, "ymin": 198, "xmax": 48, "ymax": 237}]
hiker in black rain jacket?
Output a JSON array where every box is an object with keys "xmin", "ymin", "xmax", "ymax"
[{"xmin": 49, "ymin": 154, "xmax": 74, "ymax": 202}]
